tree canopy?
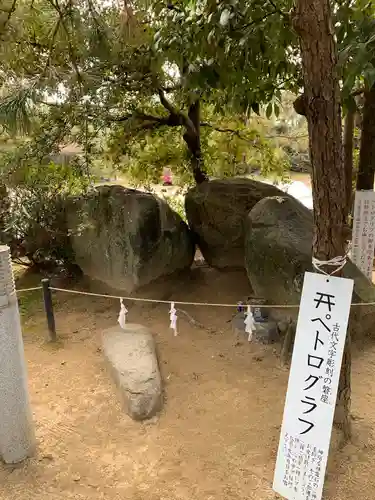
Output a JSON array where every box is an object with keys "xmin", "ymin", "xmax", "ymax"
[
  {"xmin": 0, "ymin": 0, "xmax": 374, "ymax": 186},
  {"xmin": 0, "ymin": 0, "xmax": 301, "ymax": 183}
]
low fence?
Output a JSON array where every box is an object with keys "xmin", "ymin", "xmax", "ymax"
[{"xmin": 16, "ymin": 280, "xmax": 375, "ymax": 342}]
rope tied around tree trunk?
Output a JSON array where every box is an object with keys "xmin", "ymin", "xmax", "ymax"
[{"xmin": 312, "ymin": 255, "xmax": 348, "ymax": 276}]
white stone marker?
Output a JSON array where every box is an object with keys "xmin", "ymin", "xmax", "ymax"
[{"xmin": 0, "ymin": 245, "xmax": 35, "ymax": 463}]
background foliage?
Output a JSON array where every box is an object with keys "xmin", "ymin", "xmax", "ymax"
[{"xmin": 0, "ymin": 0, "xmax": 373, "ymax": 270}]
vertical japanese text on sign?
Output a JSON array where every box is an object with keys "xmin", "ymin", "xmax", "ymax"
[
  {"xmin": 351, "ymin": 190, "xmax": 375, "ymax": 280},
  {"xmin": 273, "ymin": 273, "xmax": 353, "ymax": 500}
]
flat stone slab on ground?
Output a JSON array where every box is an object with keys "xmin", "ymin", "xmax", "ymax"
[{"xmin": 102, "ymin": 324, "xmax": 162, "ymax": 421}]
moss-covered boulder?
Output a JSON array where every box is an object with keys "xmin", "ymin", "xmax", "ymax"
[
  {"xmin": 68, "ymin": 185, "xmax": 194, "ymax": 292},
  {"xmin": 185, "ymin": 178, "xmax": 286, "ymax": 268}
]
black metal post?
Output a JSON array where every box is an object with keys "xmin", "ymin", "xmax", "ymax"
[{"xmin": 41, "ymin": 279, "xmax": 57, "ymax": 342}]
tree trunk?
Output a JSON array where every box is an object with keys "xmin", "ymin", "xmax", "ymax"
[
  {"xmin": 335, "ymin": 331, "xmax": 352, "ymax": 442},
  {"xmin": 183, "ymin": 99, "xmax": 208, "ymax": 184},
  {"xmin": 356, "ymin": 85, "xmax": 375, "ymax": 191},
  {"xmin": 294, "ymin": 0, "xmax": 351, "ymax": 439},
  {"xmin": 344, "ymin": 109, "xmax": 355, "ymax": 215}
]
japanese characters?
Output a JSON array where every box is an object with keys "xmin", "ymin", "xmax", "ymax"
[
  {"xmin": 273, "ymin": 272, "xmax": 353, "ymax": 500},
  {"xmin": 298, "ymin": 292, "xmax": 336, "ymax": 436},
  {"xmin": 351, "ymin": 191, "xmax": 375, "ymax": 280}
]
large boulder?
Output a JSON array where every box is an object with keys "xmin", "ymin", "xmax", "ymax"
[
  {"xmin": 244, "ymin": 196, "xmax": 375, "ymax": 312},
  {"xmin": 185, "ymin": 178, "xmax": 287, "ymax": 268},
  {"xmin": 102, "ymin": 324, "xmax": 162, "ymax": 421},
  {"xmin": 68, "ymin": 185, "xmax": 194, "ymax": 292}
]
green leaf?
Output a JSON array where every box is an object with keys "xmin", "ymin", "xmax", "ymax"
[
  {"xmin": 266, "ymin": 102, "xmax": 273, "ymax": 119},
  {"xmin": 344, "ymin": 94, "xmax": 357, "ymax": 114},
  {"xmin": 219, "ymin": 9, "xmax": 230, "ymax": 27},
  {"xmin": 364, "ymin": 65, "xmax": 375, "ymax": 90},
  {"xmin": 343, "ymin": 70, "xmax": 357, "ymax": 95},
  {"xmin": 251, "ymin": 102, "xmax": 260, "ymax": 115},
  {"xmin": 274, "ymin": 103, "xmax": 280, "ymax": 118}
]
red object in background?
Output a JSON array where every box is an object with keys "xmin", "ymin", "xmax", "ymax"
[{"xmin": 162, "ymin": 168, "xmax": 172, "ymax": 185}]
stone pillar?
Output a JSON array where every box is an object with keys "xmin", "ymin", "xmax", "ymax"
[{"xmin": 0, "ymin": 245, "xmax": 35, "ymax": 463}]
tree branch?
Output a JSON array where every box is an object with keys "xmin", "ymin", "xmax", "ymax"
[
  {"xmin": 267, "ymin": 0, "xmax": 290, "ymax": 18},
  {"xmin": 157, "ymin": 88, "xmax": 179, "ymax": 116},
  {"xmin": 200, "ymin": 122, "xmax": 306, "ymax": 143},
  {"xmin": 43, "ymin": 17, "xmax": 62, "ymax": 74},
  {"xmin": 87, "ymin": 0, "xmax": 108, "ymax": 44},
  {"xmin": 0, "ymin": 0, "xmax": 17, "ymax": 39},
  {"xmin": 160, "ymin": 84, "xmax": 181, "ymax": 93},
  {"xmin": 158, "ymin": 88, "xmax": 197, "ymax": 133},
  {"xmin": 265, "ymin": 133, "xmax": 309, "ymax": 139},
  {"xmin": 200, "ymin": 122, "xmax": 260, "ymax": 143},
  {"xmin": 109, "ymin": 109, "xmax": 184, "ymax": 130},
  {"xmin": 241, "ymin": 9, "xmax": 279, "ymax": 30},
  {"xmin": 110, "ymin": 111, "xmax": 304, "ymax": 144},
  {"xmin": 46, "ymin": 0, "xmax": 83, "ymax": 86}
]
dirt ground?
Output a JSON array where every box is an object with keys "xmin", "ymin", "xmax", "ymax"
[{"xmin": 2, "ymin": 265, "xmax": 375, "ymax": 500}]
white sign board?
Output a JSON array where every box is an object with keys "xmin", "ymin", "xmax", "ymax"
[
  {"xmin": 273, "ymin": 272, "xmax": 353, "ymax": 500},
  {"xmin": 351, "ymin": 190, "xmax": 375, "ymax": 280}
]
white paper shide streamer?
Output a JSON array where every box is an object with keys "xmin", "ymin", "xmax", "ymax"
[
  {"xmin": 244, "ymin": 305, "xmax": 255, "ymax": 341},
  {"xmin": 118, "ymin": 298, "xmax": 128, "ymax": 330},
  {"xmin": 169, "ymin": 302, "xmax": 178, "ymax": 336}
]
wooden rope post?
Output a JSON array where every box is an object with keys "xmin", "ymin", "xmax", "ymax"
[{"xmin": 41, "ymin": 278, "xmax": 57, "ymax": 342}]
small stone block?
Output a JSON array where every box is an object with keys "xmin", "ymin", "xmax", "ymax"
[{"xmin": 102, "ymin": 324, "xmax": 163, "ymax": 421}]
